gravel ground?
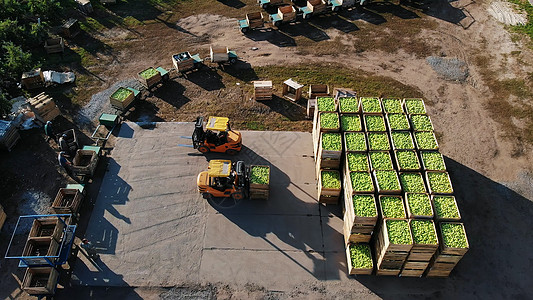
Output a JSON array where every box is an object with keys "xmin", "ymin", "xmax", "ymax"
[
  {"xmin": 75, "ymin": 79, "xmax": 143, "ymax": 126},
  {"xmin": 426, "ymin": 56, "xmax": 469, "ymax": 82}
]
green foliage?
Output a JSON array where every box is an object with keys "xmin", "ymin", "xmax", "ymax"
[
  {"xmin": 0, "ymin": 91, "xmax": 12, "ymax": 115},
  {"xmin": 399, "ymin": 173, "xmax": 426, "ymax": 193},
  {"xmin": 508, "ymin": 0, "xmax": 533, "ymax": 41},
  {"xmin": 396, "ymin": 150, "xmax": 420, "ymax": 170},
  {"xmin": 433, "ymin": 196, "xmax": 460, "ymax": 219},
  {"xmin": 250, "ymin": 166, "xmax": 269, "ymax": 184},
  {"xmin": 347, "ymin": 153, "xmax": 369, "ymax": 172},
  {"xmin": 427, "ymin": 172, "xmax": 453, "ymax": 193},
  {"xmin": 353, "ymin": 194, "xmax": 377, "ymax": 217},
  {"xmin": 406, "ymin": 193, "xmax": 432, "ymax": 217},
  {"xmin": 321, "ymin": 171, "xmax": 341, "ymax": 189},
  {"xmin": 350, "ymin": 171, "xmax": 374, "ymax": 192},
  {"xmin": 374, "ymin": 170, "xmax": 400, "ymax": 191},
  {"xmin": 27, "ymin": 0, "xmax": 62, "ymax": 18},
  {"xmin": 387, "ymin": 113, "xmax": 410, "ymax": 131},
  {"xmin": 380, "ymin": 196, "xmax": 405, "ymax": 218},
  {"xmin": 320, "ymin": 113, "xmax": 339, "ymax": 129},
  {"xmin": 321, "ymin": 133, "xmax": 342, "ymax": 151},
  {"xmin": 341, "ymin": 115, "xmax": 362, "ymax": 131},
  {"xmin": 1, "ymin": 42, "xmax": 33, "ymax": 80},
  {"xmin": 369, "ymin": 151, "xmax": 393, "ymax": 170},
  {"xmin": 317, "ymin": 97, "xmax": 336, "ymax": 112},
  {"xmin": 367, "ymin": 132, "xmax": 390, "ymax": 151},
  {"xmin": 350, "ymin": 244, "xmax": 373, "ymax": 269},
  {"xmin": 345, "ymin": 132, "xmax": 367, "ymax": 152},
  {"xmin": 386, "ymin": 220, "xmax": 412, "ymax": 245},
  {"xmin": 441, "ymin": 223, "xmax": 468, "ymax": 248},
  {"xmin": 364, "ymin": 115, "xmax": 386, "ymax": 131},
  {"xmin": 410, "ymin": 220, "xmax": 437, "ymax": 245},
  {"xmin": 338, "ymin": 97, "xmax": 359, "ymax": 113},
  {"xmin": 382, "ymin": 98, "xmax": 403, "ymax": 113}
]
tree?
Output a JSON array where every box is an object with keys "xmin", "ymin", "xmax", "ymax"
[
  {"xmin": 0, "ymin": 91, "xmax": 11, "ymax": 116},
  {"xmin": 27, "ymin": 0, "xmax": 62, "ymax": 19},
  {"xmin": 0, "ymin": 42, "xmax": 33, "ymax": 81}
]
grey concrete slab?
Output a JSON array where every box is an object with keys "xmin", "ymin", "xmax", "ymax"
[
  {"xmin": 73, "ymin": 122, "xmax": 346, "ymax": 289},
  {"xmin": 321, "ymin": 216, "xmax": 345, "ymax": 252},
  {"xmin": 204, "ymin": 214, "xmax": 323, "ymax": 251},
  {"xmin": 199, "ymin": 249, "xmax": 325, "ymax": 290}
]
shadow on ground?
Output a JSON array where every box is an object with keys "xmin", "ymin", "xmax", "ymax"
[{"xmin": 355, "ymin": 157, "xmax": 533, "ymax": 298}]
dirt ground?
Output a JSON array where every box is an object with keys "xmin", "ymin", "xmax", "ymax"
[{"xmin": 1, "ymin": 0, "xmax": 533, "ymax": 298}]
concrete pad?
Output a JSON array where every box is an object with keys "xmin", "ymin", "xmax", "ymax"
[
  {"xmin": 199, "ymin": 249, "xmax": 325, "ymax": 290},
  {"xmin": 204, "ymin": 214, "xmax": 323, "ymax": 251},
  {"xmin": 73, "ymin": 122, "xmax": 346, "ymax": 289}
]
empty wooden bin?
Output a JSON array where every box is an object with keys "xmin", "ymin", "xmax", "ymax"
[
  {"xmin": 22, "ymin": 267, "xmax": 59, "ymax": 295},
  {"xmin": 253, "ymin": 81, "xmax": 273, "ymax": 101},
  {"xmin": 52, "ymin": 188, "xmax": 83, "ymax": 215}
]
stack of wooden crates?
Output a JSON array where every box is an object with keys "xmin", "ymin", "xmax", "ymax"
[
  {"xmin": 28, "ymin": 93, "xmax": 61, "ymax": 124},
  {"xmin": 313, "ymin": 97, "xmax": 342, "ymax": 204}
]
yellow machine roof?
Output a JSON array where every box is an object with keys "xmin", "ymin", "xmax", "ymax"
[
  {"xmin": 208, "ymin": 160, "xmax": 232, "ymax": 177},
  {"xmin": 206, "ymin": 116, "xmax": 229, "ymax": 131}
]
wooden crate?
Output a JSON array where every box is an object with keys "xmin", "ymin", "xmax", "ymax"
[
  {"xmin": 407, "ymin": 219, "xmax": 438, "ymax": 260},
  {"xmin": 426, "ymin": 258, "xmax": 456, "ymax": 277},
  {"xmin": 343, "ymin": 168, "xmax": 375, "ymax": 196},
  {"xmin": 343, "ymin": 132, "xmax": 367, "ymax": 153},
  {"xmin": 393, "ymin": 150, "xmax": 421, "ymax": 172},
  {"xmin": 52, "ymin": 188, "xmax": 83, "ymax": 215},
  {"xmin": 210, "ymin": 46, "xmax": 229, "ymax": 62},
  {"xmin": 72, "ymin": 149, "xmax": 99, "ymax": 176},
  {"xmin": 249, "ymin": 165, "xmax": 270, "ymax": 190},
  {"xmin": 249, "ymin": 189, "xmax": 269, "ymax": 200},
  {"xmin": 21, "ymin": 68, "xmax": 45, "ymax": 89},
  {"xmin": 246, "ymin": 12, "xmax": 264, "ymax": 28},
  {"xmin": 431, "ymin": 195, "xmax": 461, "ymax": 222},
  {"xmin": 22, "ymin": 267, "xmax": 59, "ymax": 295},
  {"xmin": 28, "ymin": 217, "xmax": 65, "ymax": 243},
  {"xmin": 318, "ymin": 170, "xmax": 341, "ymax": 199},
  {"xmin": 317, "ymin": 112, "xmax": 340, "ymax": 133},
  {"xmin": 62, "ymin": 18, "xmax": 80, "ymax": 38},
  {"xmin": 278, "ymin": 5, "xmax": 296, "ymax": 22},
  {"xmin": 29, "ymin": 93, "xmax": 61, "ymax": 123},
  {"xmin": 403, "ymin": 98, "xmax": 427, "ymax": 115},
  {"xmin": 346, "ymin": 244, "xmax": 374, "ymax": 275},
  {"xmin": 75, "ymin": 0, "xmax": 93, "ymax": 14},
  {"xmin": 372, "ymin": 170, "xmax": 402, "ymax": 194},
  {"xmin": 309, "ymin": 84, "xmax": 329, "ymax": 99},
  {"xmin": 405, "ymin": 193, "xmax": 434, "ymax": 219},
  {"xmin": 253, "ymin": 81, "xmax": 273, "ymax": 101},
  {"xmin": 425, "ymin": 171, "xmax": 454, "ymax": 195},
  {"xmin": 400, "ymin": 261, "xmax": 430, "ymax": 277},
  {"xmin": 0, "ymin": 120, "xmax": 21, "ymax": 151},
  {"xmin": 376, "ymin": 219, "xmax": 413, "ymax": 253},
  {"xmin": 307, "ymin": 99, "xmax": 316, "ymax": 119},
  {"xmin": 307, "ymin": 0, "xmax": 326, "ymax": 13},
  {"xmin": 173, "ymin": 53, "xmax": 195, "ymax": 73},
  {"xmin": 438, "ymin": 222, "xmax": 469, "ymax": 256},
  {"xmin": 138, "ymin": 67, "xmax": 162, "ymax": 88},
  {"xmin": 376, "ymin": 268, "xmax": 401, "ymax": 276},
  {"xmin": 22, "ymin": 237, "xmax": 60, "ymax": 260},
  {"xmin": 109, "ymin": 87, "xmax": 135, "ymax": 109},
  {"xmin": 378, "ymin": 195, "xmax": 407, "ymax": 219},
  {"xmin": 343, "ymin": 192, "xmax": 377, "ymax": 232},
  {"xmin": 343, "ymin": 218, "xmax": 372, "ymax": 244},
  {"xmin": 44, "ymin": 38, "xmax": 64, "ymax": 54}
]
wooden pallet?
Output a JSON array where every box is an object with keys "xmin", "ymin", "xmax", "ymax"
[
  {"xmin": 52, "ymin": 188, "xmax": 83, "ymax": 215},
  {"xmin": 253, "ymin": 81, "xmax": 273, "ymax": 101}
]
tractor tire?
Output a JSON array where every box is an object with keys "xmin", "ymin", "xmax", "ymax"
[
  {"xmin": 241, "ymin": 27, "xmax": 249, "ymax": 34},
  {"xmin": 225, "ymin": 149, "xmax": 238, "ymax": 155},
  {"xmin": 231, "ymin": 191, "xmax": 244, "ymax": 200},
  {"xmin": 229, "ymin": 58, "xmax": 237, "ymax": 64},
  {"xmin": 198, "ymin": 146, "xmax": 210, "ymax": 153}
]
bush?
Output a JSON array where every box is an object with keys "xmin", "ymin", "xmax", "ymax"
[{"xmin": 1, "ymin": 42, "xmax": 34, "ymax": 80}]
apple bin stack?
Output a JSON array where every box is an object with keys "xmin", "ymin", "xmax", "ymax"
[{"xmin": 312, "ymin": 96, "xmax": 469, "ymax": 277}]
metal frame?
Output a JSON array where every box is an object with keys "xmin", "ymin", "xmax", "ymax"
[{"xmin": 5, "ymin": 214, "xmax": 77, "ymax": 268}]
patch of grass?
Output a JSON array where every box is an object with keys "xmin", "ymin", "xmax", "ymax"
[
  {"xmin": 253, "ymin": 64, "xmax": 422, "ymax": 98},
  {"xmin": 123, "ymin": 16, "xmax": 144, "ymax": 27},
  {"xmin": 508, "ymin": 0, "xmax": 533, "ymax": 42},
  {"xmin": 79, "ymin": 17, "xmax": 107, "ymax": 32}
]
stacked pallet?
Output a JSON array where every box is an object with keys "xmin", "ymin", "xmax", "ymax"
[
  {"xmin": 28, "ymin": 93, "xmax": 61, "ymax": 124},
  {"xmin": 374, "ymin": 219, "xmax": 413, "ymax": 276},
  {"xmin": 313, "ymin": 97, "xmax": 341, "ymax": 204},
  {"xmin": 0, "ymin": 120, "xmax": 20, "ymax": 151},
  {"xmin": 253, "ymin": 81, "xmax": 273, "ymax": 101}
]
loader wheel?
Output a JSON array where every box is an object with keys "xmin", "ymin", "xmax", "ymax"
[
  {"xmin": 225, "ymin": 149, "xmax": 238, "ymax": 155},
  {"xmin": 229, "ymin": 58, "xmax": 237, "ymax": 64},
  {"xmin": 231, "ymin": 192, "xmax": 244, "ymax": 200},
  {"xmin": 241, "ymin": 27, "xmax": 249, "ymax": 34},
  {"xmin": 198, "ymin": 146, "xmax": 210, "ymax": 153}
]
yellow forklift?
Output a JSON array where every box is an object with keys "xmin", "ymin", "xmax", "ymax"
[{"xmin": 179, "ymin": 116, "xmax": 242, "ymax": 155}]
